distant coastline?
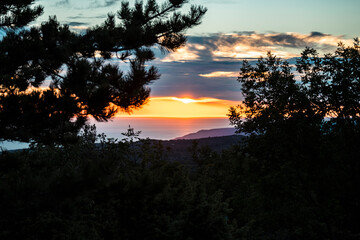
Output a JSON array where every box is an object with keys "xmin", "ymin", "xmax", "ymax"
[
  {"xmin": 1, "ymin": 117, "xmax": 232, "ymax": 151},
  {"xmin": 173, "ymin": 128, "xmax": 237, "ymax": 140}
]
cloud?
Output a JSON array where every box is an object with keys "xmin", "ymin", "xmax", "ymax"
[
  {"xmin": 90, "ymin": 0, "xmax": 121, "ymax": 8},
  {"xmin": 56, "ymin": 0, "xmax": 69, "ymax": 6},
  {"xmin": 68, "ymin": 14, "xmax": 108, "ymax": 20},
  {"xmin": 161, "ymin": 44, "xmax": 204, "ymax": 62},
  {"xmin": 66, "ymin": 22, "xmax": 88, "ymax": 26},
  {"xmin": 40, "ymin": 31, "xmax": 355, "ymax": 109},
  {"xmin": 65, "ymin": 22, "xmax": 89, "ymax": 31},
  {"xmin": 160, "ymin": 31, "xmax": 355, "ymax": 63},
  {"xmin": 103, "ymin": 0, "xmax": 120, "ymax": 7},
  {"xmin": 199, "ymin": 71, "xmax": 238, "ymax": 78},
  {"xmin": 149, "ymin": 31, "xmax": 358, "ymax": 102},
  {"xmin": 55, "ymin": 0, "xmax": 121, "ymax": 9},
  {"xmin": 69, "ymin": 26, "xmax": 89, "ymax": 30},
  {"xmin": 197, "ymin": 0, "xmax": 239, "ymax": 4},
  {"xmin": 309, "ymin": 31, "xmax": 326, "ymax": 37}
]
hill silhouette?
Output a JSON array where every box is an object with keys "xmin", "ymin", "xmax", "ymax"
[{"xmin": 173, "ymin": 128, "xmax": 237, "ymax": 140}]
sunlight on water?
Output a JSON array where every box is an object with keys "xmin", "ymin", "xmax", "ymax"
[
  {"xmin": 0, "ymin": 118, "xmax": 231, "ymax": 151},
  {"xmin": 0, "ymin": 141, "xmax": 29, "ymax": 151},
  {"xmin": 93, "ymin": 117, "xmax": 231, "ymax": 140}
]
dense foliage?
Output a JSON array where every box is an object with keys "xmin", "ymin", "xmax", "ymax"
[
  {"xmin": 229, "ymin": 39, "xmax": 360, "ymax": 135},
  {"xmin": 225, "ymin": 41, "xmax": 360, "ymax": 239},
  {"xmin": 0, "ymin": 128, "xmax": 233, "ymax": 240},
  {"xmin": 0, "ymin": 0, "xmax": 206, "ymax": 144},
  {"xmin": 1, "ymin": 2, "xmax": 359, "ymax": 239}
]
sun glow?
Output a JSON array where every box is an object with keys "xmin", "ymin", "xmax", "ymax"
[
  {"xmin": 116, "ymin": 96, "xmax": 239, "ymax": 118},
  {"xmin": 172, "ymin": 97, "xmax": 197, "ymax": 104},
  {"xmin": 171, "ymin": 97, "xmax": 221, "ymax": 104}
]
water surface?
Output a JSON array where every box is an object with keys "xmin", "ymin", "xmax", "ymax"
[
  {"xmin": 1, "ymin": 117, "xmax": 231, "ymax": 150},
  {"xmin": 93, "ymin": 117, "xmax": 231, "ymax": 140}
]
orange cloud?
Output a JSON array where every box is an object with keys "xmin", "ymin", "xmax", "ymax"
[
  {"xmin": 291, "ymin": 32, "xmax": 353, "ymax": 47},
  {"xmin": 116, "ymin": 96, "xmax": 239, "ymax": 118},
  {"xmin": 199, "ymin": 71, "xmax": 238, "ymax": 78},
  {"xmin": 161, "ymin": 44, "xmax": 202, "ymax": 62},
  {"xmin": 70, "ymin": 25, "xmax": 88, "ymax": 30},
  {"xmin": 212, "ymin": 44, "xmax": 298, "ymax": 59},
  {"xmin": 161, "ymin": 32, "xmax": 357, "ymax": 62}
]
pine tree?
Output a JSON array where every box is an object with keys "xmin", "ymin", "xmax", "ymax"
[{"xmin": 0, "ymin": 0, "xmax": 206, "ymax": 144}]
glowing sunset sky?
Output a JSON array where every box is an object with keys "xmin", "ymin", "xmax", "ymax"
[
  {"xmin": 117, "ymin": 97, "xmax": 237, "ymax": 118},
  {"xmin": 36, "ymin": 0, "xmax": 360, "ymax": 118}
]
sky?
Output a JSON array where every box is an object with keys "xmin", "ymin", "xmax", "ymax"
[{"xmin": 35, "ymin": 0, "xmax": 360, "ymax": 118}]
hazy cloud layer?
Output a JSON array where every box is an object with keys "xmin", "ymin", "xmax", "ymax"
[
  {"xmin": 55, "ymin": 0, "xmax": 69, "ymax": 6},
  {"xmin": 68, "ymin": 14, "xmax": 107, "ymax": 20},
  {"xmin": 65, "ymin": 21, "xmax": 89, "ymax": 31},
  {"xmin": 55, "ymin": 0, "xmax": 121, "ymax": 8},
  {"xmin": 91, "ymin": 0, "xmax": 122, "ymax": 8},
  {"xmin": 149, "ymin": 60, "xmax": 243, "ymax": 101},
  {"xmin": 160, "ymin": 31, "xmax": 354, "ymax": 62},
  {"xmin": 66, "ymin": 21, "xmax": 88, "ymax": 26},
  {"xmin": 150, "ymin": 31, "xmax": 357, "ymax": 100}
]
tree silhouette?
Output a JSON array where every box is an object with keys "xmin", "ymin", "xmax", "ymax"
[
  {"xmin": 227, "ymin": 41, "xmax": 360, "ymax": 239},
  {"xmin": 229, "ymin": 39, "xmax": 360, "ymax": 135},
  {"xmin": 0, "ymin": 130, "xmax": 233, "ymax": 239},
  {"xmin": 0, "ymin": 0, "xmax": 206, "ymax": 144}
]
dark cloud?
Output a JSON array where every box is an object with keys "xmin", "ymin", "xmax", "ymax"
[
  {"xmin": 56, "ymin": 0, "xmax": 121, "ymax": 9},
  {"xmin": 200, "ymin": 32, "xmax": 328, "ymax": 49},
  {"xmin": 56, "ymin": 0, "xmax": 69, "ymax": 6},
  {"xmin": 68, "ymin": 15, "xmax": 83, "ymax": 19},
  {"xmin": 157, "ymin": 31, "xmax": 349, "ymax": 63},
  {"xmin": 68, "ymin": 14, "xmax": 107, "ymax": 20},
  {"xmin": 197, "ymin": 0, "xmax": 239, "ymax": 4},
  {"xmin": 104, "ymin": 0, "xmax": 120, "ymax": 7},
  {"xmin": 233, "ymin": 31, "xmax": 257, "ymax": 36},
  {"xmin": 267, "ymin": 34, "xmax": 306, "ymax": 48},
  {"xmin": 147, "ymin": 31, "xmax": 353, "ymax": 99},
  {"xmin": 310, "ymin": 31, "xmax": 327, "ymax": 37},
  {"xmin": 66, "ymin": 22, "xmax": 88, "ymax": 26},
  {"xmin": 111, "ymin": 31, "xmax": 353, "ymax": 101}
]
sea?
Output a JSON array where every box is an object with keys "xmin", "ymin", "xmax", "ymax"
[{"xmin": 0, "ymin": 117, "xmax": 231, "ymax": 150}]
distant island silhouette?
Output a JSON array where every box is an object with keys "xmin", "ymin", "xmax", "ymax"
[{"xmin": 173, "ymin": 128, "xmax": 237, "ymax": 140}]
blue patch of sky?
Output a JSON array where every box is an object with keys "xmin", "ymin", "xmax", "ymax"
[
  {"xmin": 34, "ymin": 0, "xmax": 360, "ymax": 38},
  {"xmin": 189, "ymin": 0, "xmax": 360, "ymax": 37},
  {"xmin": 20, "ymin": 0, "xmax": 360, "ymax": 100}
]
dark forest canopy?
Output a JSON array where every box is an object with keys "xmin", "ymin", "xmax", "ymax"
[
  {"xmin": 0, "ymin": 0, "xmax": 206, "ymax": 144},
  {"xmin": 225, "ymin": 40, "xmax": 360, "ymax": 239}
]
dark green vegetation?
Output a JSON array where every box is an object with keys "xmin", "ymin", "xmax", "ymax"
[
  {"xmin": 227, "ymin": 40, "xmax": 360, "ymax": 239},
  {"xmin": 1, "ymin": 1, "xmax": 360, "ymax": 239},
  {"xmin": 2, "ymin": 40, "xmax": 360, "ymax": 238},
  {"xmin": 0, "ymin": 128, "xmax": 235, "ymax": 240},
  {"xmin": 0, "ymin": 0, "xmax": 206, "ymax": 144}
]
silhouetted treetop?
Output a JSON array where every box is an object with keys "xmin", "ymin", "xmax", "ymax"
[
  {"xmin": 0, "ymin": 0, "xmax": 206, "ymax": 144},
  {"xmin": 227, "ymin": 40, "xmax": 360, "ymax": 240},
  {"xmin": 0, "ymin": 0, "xmax": 43, "ymax": 28},
  {"xmin": 229, "ymin": 39, "xmax": 360, "ymax": 135}
]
